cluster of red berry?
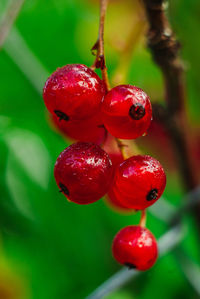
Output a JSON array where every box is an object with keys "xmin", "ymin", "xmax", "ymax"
[{"xmin": 43, "ymin": 64, "xmax": 166, "ymax": 271}]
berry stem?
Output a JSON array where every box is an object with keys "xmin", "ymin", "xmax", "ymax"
[
  {"xmin": 115, "ymin": 138, "xmax": 129, "ymax": 160},
  {"xmin": 91, "ymin": 0, "xmax": 110, "ymax": 91},
  {"xmin": 115, "ymin": 138, "xmax": 141, "ymax": 160},
  {"xmin": 139, "ymin": 209, "xmax": 146, "ymax": 227}
]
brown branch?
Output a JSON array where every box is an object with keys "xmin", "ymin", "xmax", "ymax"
[
  {"xmin": 142, "ymin": 0, "xmax": 183, "ymax": 114},
  {"xmin": 152, "ymin": 103, "xmax": 197, "ymax": 190},
  {"xmin": 0, "ymin": 0, "xmax": 25, "ymax": 49},
  {"xmin": 91, "ymin": 0, "xmax": 110, "ymax": 91},
  {"xmin": 142, "ymin": 1, "xmax": 200, "ymax": 222}
]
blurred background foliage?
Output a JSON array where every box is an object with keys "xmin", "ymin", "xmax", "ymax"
[{"xmin": 0, "ymin": 0, "xmax": 200, "ymax": 298}]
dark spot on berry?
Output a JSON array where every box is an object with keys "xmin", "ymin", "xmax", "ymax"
[
  {"xmin": 124, "ymin": 262, "xmax": 136, "ymax": 269},
  {"xmin": 59, "ymin": 183, "xmax": 70, "ymax": 196},
  {"xmin": 129, "ymin": 103, "xmax": 145, "ymax": 120},
  {"xmin": 146, "ymin": 188, "xmax": 158, "ymax": 201},
  {"xmin": 97, "ymin": 124, "xmax": 105, "ymax": 128},
  {"xmin": 54, "ymin": 110, "xmax": 69, "ymax": 121}
]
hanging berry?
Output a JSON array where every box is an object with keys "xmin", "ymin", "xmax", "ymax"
[
  {"xmin": 101, "ymin": 85, "xmax": 152, "ymax": 139},
  {"xmin": 54, "ymin": 142, "xmax": 113, "ymax": 204},
  {"xmin": 111, "ymin": 155, "xmax": 166, "ymax": 210},
  {"xmin": 112, "ymin": 225, "xmax": 158, "ymax": 271},
  {"xmin": 43, "ymin": 64, "xmax": 106, "ymax": 122}
]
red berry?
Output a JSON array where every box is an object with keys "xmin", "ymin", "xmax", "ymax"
[
  {"xmin": 103, "ymin": 142, "xmax": 131, "ymax": 212},
  {"xmin": 107, "ymin": 151, "xmax": 124, "ymax": 169},
  {"xmin": 102, "ymin": 136, "xmax": 131, "ymax": 212},
  {"xmin": 54, "ymin": 142, "xmax": 113, "ymax": 204},
  {"xmin": 106, "ymin": 188, "xmax": 134, "ymax": 213},
  {"xmin": 51, "ymin": 113, "xmax": 106, "ymax": 144},
  {"xmin": 111, "ymin": 155, "xmax": 166, "ymax": 209},
  {"xmin": 101, "ymin": 85, "xmax": 152, "ymax": 139},
  {"xmin": 112, "ymin": 225, "xmax": 158, "ymax": 271},
  {"xmin": 43, "ymin": 64, "xmax": 105, "ymax": 121}
]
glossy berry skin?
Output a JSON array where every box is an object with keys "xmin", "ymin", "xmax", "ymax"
[
  {"xmin": 104, "ymin": 149, "xmax": 133, "ymax": 212},
  {"xmin": 54, "ymin": 142, "xmax": 113, "ymax": 204},
  {"xmin": 51, "ymin": 113, "xmax": 106, "ymax": 145},
  {"xmin": 101, "ymin": 85, "xmax": 152, "ymax": 139},
  {"xmin": 43, "ymin": 64, "xmax": 105, "ymax": 121},
  {"xmin": 112, "ymin": 225, "xmax": 158, "ymax": 271},
  {"xmin": 103, "ymin": 139, "xmax": 132, "ymax": 212},
  {"xmin": 102, "ymin": 133, "xmax": 124, "ymax": 169},
  {"xmin": 111, "ymin": 155, "xmax": 166, "ymax": 210},
  {"xmin": 106, "ymin": 189, "xmax": 135, "ymax": 213}
]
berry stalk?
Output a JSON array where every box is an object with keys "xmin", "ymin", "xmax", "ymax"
[
  {"xmin": 139, "ymin": 209, "xmax": 147, "ymax": 228},
  {"xmin": 115, "ymin": 138, "xmax": 141, "ymax": 160},
  {"xmin": 91, "ymin": 0, "xmax": 110, "ymax": 91}
]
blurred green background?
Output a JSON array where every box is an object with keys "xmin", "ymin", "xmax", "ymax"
[{"xmin": 0, "ymin": 0, "xmax": 200, "ymax": 298}]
